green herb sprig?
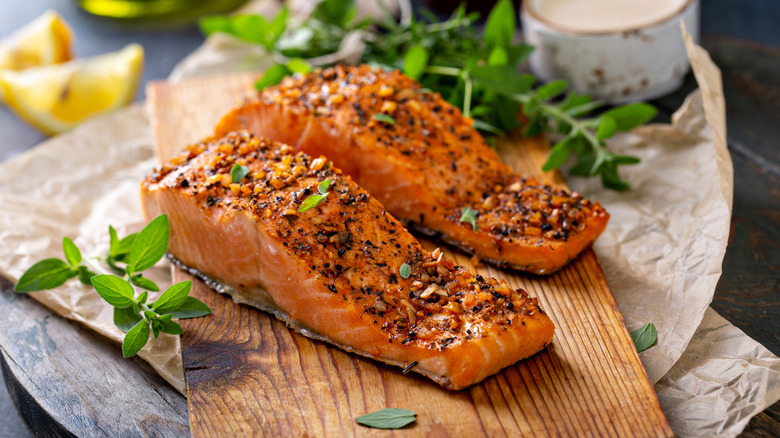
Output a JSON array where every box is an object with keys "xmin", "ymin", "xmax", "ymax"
[
  {"xmin": 299, "ymin": 178, "xmax": 331, "ymax": 212},
  {"xmin": 231, "ymin": 163, "xmax": 250, "ymax": 183},
  {"xmin": 630, "ymin": 323, "xmax": 658, "ymax": 353},
  {"xmin": 200, "ymin": 0, "xmax": 657, "ymax": 190},
  {"xmin": 459, "ymin": 207, "xmax": 479, "ymax": 231},
  {"xmin": 399, "ymin": 262, "xmax": 411, "ymax": 279},
  {"xmin": 355, "ymin": 408, "xmax": 417, "ymax": 429},
  {"xmin": 372, "ymin": 113, "xmax": 396, "ymax": 125},
  {"xmin": 14, "ymin": 215, "xmax": 211, "ymax": 357}
]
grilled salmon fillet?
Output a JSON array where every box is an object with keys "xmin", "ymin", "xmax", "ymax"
[
  {"xmin": 140, "ymin": 131, "xmax": 554, "ymax": 389},
  {"xmin": 216, "ymin": 65, "xmax": 609, "ymax": 274}
]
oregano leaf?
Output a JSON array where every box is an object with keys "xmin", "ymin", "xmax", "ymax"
[
  {"xmin": 122, "ymin": 319, "xmax": 150, "ymax": 357},
  {"xmin": 14, "ymin": 259, "xmax": 73, "ymax": 293},
  {"xmin": 631, "ymin": 323, "xmax": 658, "ymax": 352},
  {"xmin": 170, "ymin": 296, "xmax": 212, "ymax": 319},
  {"xmin": 91, "ymin": 275, "xmax": 135, "ymax": 308},
  {"xmin": 128, "ymin": 215, "xmax": 170, "ymax": 273},
  {"xmin": 459, "ymin": 207, "xmax": 479, "ymax": 231},
  {"xmin": 151, "ymin": 281, "xmax": 192, "ymax": 314},
  {"xmin": 62, "ymin": 237, "xmax": 81, "ymax": 268},
  {"xmin": 399, "ymin": 263, "xmax": 411, "ymax": 279},
  {"xmin": 355, "ymin": 408, "xmax": 417, "ymax": 429}
]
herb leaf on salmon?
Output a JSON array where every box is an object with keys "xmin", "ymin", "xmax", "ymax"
[{"xmin": 141, "ymin": 131, "xmax": 555, "ymax": 389}]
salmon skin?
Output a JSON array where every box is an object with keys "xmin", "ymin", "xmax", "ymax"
[
  {"xmin": 216, "ymin": 65, "xmax": 609, "ymax": 274},
  {"xmin": 141, "ymin": 131, "xmax": 555, "ymax": 390}
]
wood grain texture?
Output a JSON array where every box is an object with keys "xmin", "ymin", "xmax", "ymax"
[
  {"xmin": 148, "ymin": 72, "xmax": 672, "ymax": 437},
  {"xmin": 0, "ymin": 277, "xmax": 189, "ymax": 437}
]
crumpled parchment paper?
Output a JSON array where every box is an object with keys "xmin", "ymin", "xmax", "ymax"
[
  {"xmin": 567, "ymin": 23, "xmax": 733, "ymax": 383},
  {"xmin": 0, "ymin": 4, "xmax": 778, "ymax": 437}
]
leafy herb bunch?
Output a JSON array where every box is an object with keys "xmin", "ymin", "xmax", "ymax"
[
  {"xmin": 200, "ymin": 0, "xmax": 657, "ymax": 190},
  {"xmin": 14, "ymin": 215, "xmax": 211, "ymax": 357}
]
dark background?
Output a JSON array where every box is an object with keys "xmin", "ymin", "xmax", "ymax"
[{"xmin": 1, "ymin": 0, "xmax": 778, "ymax": 436}]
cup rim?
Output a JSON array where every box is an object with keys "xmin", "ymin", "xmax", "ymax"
[{"xmin": 521, "ymin": 0, "xmax": 697, "ymax": 36}]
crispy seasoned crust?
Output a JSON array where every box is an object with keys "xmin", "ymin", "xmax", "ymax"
[
  {"xmin": 142, "ymin": 131, "xmax": 555, "ymax": 388},
  {"xmin": 216, "ymin": 65, "xmax": 609, "ymax": 274}
]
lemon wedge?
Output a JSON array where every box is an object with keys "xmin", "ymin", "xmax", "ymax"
[
  {"xmin": 0, "ymin": 44, "xmax": 144, "ymax": 135},
  {"xmin": 0, "ymin": 10, "xmax": 74, "ymax": 71}
]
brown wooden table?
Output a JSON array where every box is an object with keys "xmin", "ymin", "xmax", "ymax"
[{"xmin": 0, "ymin": 1, "xmax": 778, "ymax": 436}]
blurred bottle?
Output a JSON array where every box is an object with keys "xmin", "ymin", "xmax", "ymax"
[{"xmin": 77, "ymin": 0, "xmax": 248, "ymax": 20}]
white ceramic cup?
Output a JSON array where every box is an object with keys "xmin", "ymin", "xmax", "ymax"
[{"xmin": 521, "ymin": 0, "xmax": 700, "ymax": 103}]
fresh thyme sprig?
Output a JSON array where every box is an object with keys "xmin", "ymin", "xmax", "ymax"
[
  {"xmin": 200, "ymin": 0, "xmax": 657, "ymax": 190},
  {"xmin": 14, "ymin": 215, "xmax": 211, "ymax": 357}
]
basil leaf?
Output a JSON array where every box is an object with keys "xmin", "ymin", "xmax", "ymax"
[
  {"xmin": 256, "ymin": 64, "xmax": 291, "ymax": 91},
  {"xmin": 403, "ymin": 45, "xmax": 429, "ymax": 80},
  {"xmin": 14, "ymin": 258, "xmax": 73, "ymax": 292},
  {"xmin": 129, "ymin": 274, "xmax": 160, "ymax": 292},
  {"xmin": 114, "ymin": 307, "xmax": 143, "ymax": 333},
  {"xmin": 151, "ymin": 281, "xmax": 192, "ymax": 314},
  {"xmin": 122, "ymin": 320, "xmax": 150, "ymax": 357},
  {"xmin": 603, "ymin": 103, "xmax": 657, "ymax": 131},
  {"xmin": 230, "ymin": 163, "xmax": 250, "ymax": 183},
  {"xmin": 170, "ymin": 296, "xmax": 212, "ymax": 319},
  {"xmin": 355, "ymin": 408, "xmax": 416, "ymax": 429},
  {"xmin": 631, "ymin": 323, "xmax": 658, "ymax": 352},
  {"xmin": 399, "ymin": 263, "xmax": 411, "ymax": 279},
  {"xmin": 459, "ymin": 207, "xmax": 479, "ymax": 231},
  {"xmin": 62, "ymin": 237, "xmax": 81, "ymax": 268},
  {"xmin": 128, "ymin": 215, "xmax": 170, "ymax": 273},
  {"xmin": 596, "ymin": 116, "xmax": 618, "ymax": 140},
  {"xmin": 298, "ymin": 193, "xmax": 328, "ymax": 212},
  {"xmin": 91, "ymin": 275, "xmax": 136, "ymax": 308},
  {"xmin": 484, "ymin": 0, "xmax": 515, "ymax": 50},
  {"xmin": 372, "ymin": 113, "xmax": 395, "ymax": 125}
]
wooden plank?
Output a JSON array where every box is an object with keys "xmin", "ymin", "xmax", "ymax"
[
  {"xmin": 147, "ymin": 72, "xmax": 672, "ymax": 437},
  {"xmin": 0, "ymin": 277, "xmax": 189, "ymax": 437}
]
